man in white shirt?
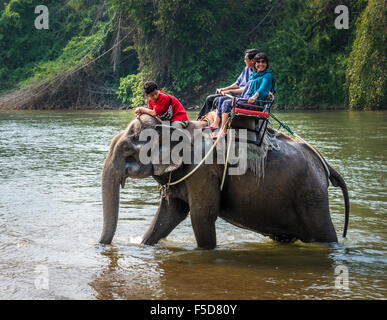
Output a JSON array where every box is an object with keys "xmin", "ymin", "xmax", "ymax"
[{"xmin": 196, "ymin": 48, "xmax": 259, "ymax": 120}]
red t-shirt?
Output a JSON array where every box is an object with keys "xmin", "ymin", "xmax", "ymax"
[{"xmin": 148, "ymin": 90, "xmax": 188, "ymax": 122}]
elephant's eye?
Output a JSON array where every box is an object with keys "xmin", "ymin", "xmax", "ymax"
[{"xmin": 121, "ymin": 142, "xmax": 132, "ymax": 153}]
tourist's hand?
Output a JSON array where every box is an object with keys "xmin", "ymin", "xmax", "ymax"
[
  {"xmin": 248, "ymin": 97, "xmax": 256, "ymax": 103},
  {"xmin": 135, "ymin": 107, "xmax": 143, "ymax": 116}
]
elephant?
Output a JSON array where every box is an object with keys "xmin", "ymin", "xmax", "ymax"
[{"xmin": 99, "ymin": 113, "xmax": 349, "ymax": 249}]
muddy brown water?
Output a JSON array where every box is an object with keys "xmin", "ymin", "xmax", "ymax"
[{"xmin": 0, "ymin": 110, "xmax": 386, "ymax": 299}]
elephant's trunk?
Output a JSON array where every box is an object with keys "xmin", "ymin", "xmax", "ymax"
[{"xmin": 99, "ymin": 162, "xmax": 121, "ymax": 244}]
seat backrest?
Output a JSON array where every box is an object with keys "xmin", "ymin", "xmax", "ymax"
[{"xmin": 235, "ymin": 94, "xmax": 274, "ymax": 113}]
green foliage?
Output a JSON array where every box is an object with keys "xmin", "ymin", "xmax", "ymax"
[
  {"xmin": 116, "ymin": 66, "xmax": 176, "ymax": 107},
  {"xmin": 123, "ymin": 0, "xmax": 375, "ymax": 108},
  {"xmin": 346, "ymin": 0, "xmax": 386, "ymax": 110},
  {"xmin": 117, "ymin": 67, "xmax": 151, "ymax": 107},
  {"xmin": 0, "ymin": 0, "xmax": 127, "ymax": 92},
  {"xmin": 125, "ymin": 0, "xmax": 267, "ymax": 95},
  {"xmin": 257, "ymin": 0, "xmax": 367, "ymax": 107},
  {"xmin": 19, "ymin": 21, "xmax": 112, "ymax": 88},
  {"xmin": 1, "ymin": 0, "xmax": 385, "ymax": 110}
]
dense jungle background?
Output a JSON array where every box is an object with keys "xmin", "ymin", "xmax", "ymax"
[{"xmin": 0, "ymin": 0, "xmax": 385, "ymax": 110}]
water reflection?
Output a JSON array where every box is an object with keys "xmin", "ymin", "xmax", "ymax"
[
  {"xmin": 90, "ymin": 246, "xmax": 165, "ymax": 299},
  {"xmin": 90, "ymin": 241, "xmax": 352, "ymax": 300}
]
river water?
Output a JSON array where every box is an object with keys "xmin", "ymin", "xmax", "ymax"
[{"xmin": 0, "ymin": 110, "xmax": 385, "ymax": 300}]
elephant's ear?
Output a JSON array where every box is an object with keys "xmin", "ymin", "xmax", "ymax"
[{"xmin": 152, "ymin": 123, "xmax": 191, "ymax": 176}]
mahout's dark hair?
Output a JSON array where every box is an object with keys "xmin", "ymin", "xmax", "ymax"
[
  {"xmin": 245, "ymin": 48, "xmax": 260, "ymax": 60},
  {"xmin": 254, "ymin": 52, "xmax": 269, "ymax": 69},
  {"xmin": 143, "ymin": 81, "xmax": 158, "ymax": 94}
]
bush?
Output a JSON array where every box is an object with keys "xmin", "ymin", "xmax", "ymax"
[{"xmin": 117, "ymin": 67, "xmax": 151, "ymax": 108}]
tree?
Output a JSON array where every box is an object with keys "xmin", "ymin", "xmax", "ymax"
[{"xmin": 347, "ymin": 0, "xmax": 386, "ymax": 109}]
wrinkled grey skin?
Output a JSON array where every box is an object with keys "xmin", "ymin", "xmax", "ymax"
[{"xmin": 99, "ymin": 114, "xmax": 349, "ymax": 249}]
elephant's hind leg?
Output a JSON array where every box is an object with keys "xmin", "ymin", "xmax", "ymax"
[{"xmin": 296, "ymin": 196, "xmax": 338, "ymax": 243}]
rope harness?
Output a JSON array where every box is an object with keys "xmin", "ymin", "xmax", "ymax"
[
  {"xmin": 159, "ymin": 119, "xmax": 230, "ymax": 197},
  {"xmin": 269, "ymin": 113, "xmax": 330, "ymax": 179},
  {"xmin": 158, "ymin": 108, "xmax": 330, "ymax": 198}
]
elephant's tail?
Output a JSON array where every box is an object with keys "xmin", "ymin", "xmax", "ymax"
[{"xmin": 328, "ymin": 164, "xmax": 350, "ymax": 238}]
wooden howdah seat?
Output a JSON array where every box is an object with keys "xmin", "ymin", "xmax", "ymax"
[{"xmin": 227, "ymin": 93, "xmax": 274, "ymax": 146}]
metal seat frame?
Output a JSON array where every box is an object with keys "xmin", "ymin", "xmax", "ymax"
[{"xmin": 226, "ymin": 93, "xmax": 275, "ymax": 146}]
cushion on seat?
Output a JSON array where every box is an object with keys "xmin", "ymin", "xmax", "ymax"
[{"xmin": 234, "ymin": 108, "xmax": 270, "ymax": 118}]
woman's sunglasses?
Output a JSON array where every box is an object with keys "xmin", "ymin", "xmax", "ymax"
[{"xmin": 255, "ymin": 59, "xmax": 267, "ymax": 64}]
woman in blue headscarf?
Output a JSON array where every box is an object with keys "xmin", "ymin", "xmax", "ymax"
[{"xmin": 211, "ymin": 52, "xmax": 275, "ymax": 128}]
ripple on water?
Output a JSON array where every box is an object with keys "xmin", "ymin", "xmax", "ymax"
[{"xmin": 0, "ymin": 110, "xmax": 386, "ymax": 299}]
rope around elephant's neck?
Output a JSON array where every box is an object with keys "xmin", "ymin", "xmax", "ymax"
[
  {"xmin": 166, "ymin": 120, "xmax": 229, "ymax": 187},
  {"xmin": 220, "ymin": 122, "xmax": 232, "ymax": 191}
]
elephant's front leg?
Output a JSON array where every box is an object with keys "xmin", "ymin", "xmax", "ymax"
[
  {"xmin": 142, "ymin": 197, "xmax": 189, "ymax": 245},
  {"xmin": 186, "ymin": 174, "xmax": 220, "ymax": 249}
]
